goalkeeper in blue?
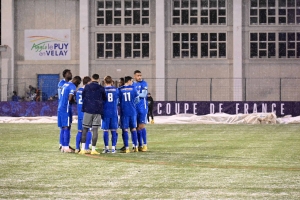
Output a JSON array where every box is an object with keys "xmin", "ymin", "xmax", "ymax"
[
  {"xmin": 58, "ymin": 76, "xmax": 81, "ymax": 153},
  {"xmin": 133, "ymin": 70, "xmax": 149, "ymax": 152},
  {"xmin": 75, "ymin": 76, "xmax": 92, "ymax": 154},
  {"xmin": 102, "ymin": 76, "xmax": 119, "ymax": 153},
  {"xmin": 118, "ymin": 76, "xmax": 139, "ymax": 153}
]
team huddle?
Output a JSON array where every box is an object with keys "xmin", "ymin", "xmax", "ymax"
[{"xmin": 57, "ymin": 69, "xmax": 148, "ymax": 154}]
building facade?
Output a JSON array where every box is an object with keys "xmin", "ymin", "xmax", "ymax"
[{"xmin": 1, "ymin": 0, "xmax": 300, "ymax": 101}]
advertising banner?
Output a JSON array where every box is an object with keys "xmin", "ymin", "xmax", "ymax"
[
  {"xmin": 24, "ymin": 29, "xmax": 71, "ymax": 60},
  {"xmin": 154, "ymin": 102, "xmax": 300, "ymax": 117},
  {"xmin": 0, "ymin": 101, "xmax": 299, "ymax": 117}
]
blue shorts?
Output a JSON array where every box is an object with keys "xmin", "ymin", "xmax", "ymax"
[
  {"xmin": 78, "ymin": 118, "xmax": 83, "ymax": 131},
  {"xmin": 57, "ymin": 111, "xmax": 71, "ymax": 127},
  {"xmin": 101, "ymin": 116, "xmax": 118, "ymax": 130},
  {"xmin": 137, "ymin": 111, "xmax": 148, "ymax": 124},
  {"xmin": 121, "ymin": 115, "xmax": 137, "ymax": 129}
]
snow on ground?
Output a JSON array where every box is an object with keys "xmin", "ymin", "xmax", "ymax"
[{"xmin": 0, "ymin": 113, "xmax": 300, "ymax": 124}]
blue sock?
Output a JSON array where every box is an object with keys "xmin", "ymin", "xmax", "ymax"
[
  {"xmin": 137, "ymin": 130, "xmax": 143, "ymax": 147},
  {"xmin": 115, "ymin": 132, "xmax": 118, "ymax": 146},
  {"xmin": 111, "ymin": 131, "xmax": 117, "ymax": 147},
  {"xmin": 68, "ymin": 127, "xmax": 71, "ymax": 145},
  {"xmin": 63, "ymin": 129, "xmax": 70, "ymax": 147},
  {"xmin": 122, "ymin": 130, "xmax": 125, "ymax": 146},
  {"xmin": 59, "ymin": 128, "xmax": 64, "ymax": 145},
  {"xmin": 103, "ymin": 131, "xmax": 109, "ymax": 147},
  {"xmin": 123, "ymin": 130, "xmax": 129, "ymax": 147},
  {"xmin": 131, "ymin": 130, "xmax": 138, "ymax": 146},
  {"xmin": 85, "ymin": 131, "xmax": 92, "ymax": 149},
  {"xmin": 142, "ymin": 128, "xmax": 147, "ymax": 145},
  {"xmin": 76, "ymin": 132, "xmax": 82, "ymax": 150}
]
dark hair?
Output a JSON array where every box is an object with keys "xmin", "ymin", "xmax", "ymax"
[
  {"xmin": 92, "ymin": 74, "xmax": 100, "ymax": 80},
  {"xmin": 82, "ymin": 76, "xmax": 91, "ymax": 85},
  {"xmin": 134, "ymin": 70, "xmax": 141, "ymax": 74},
  {"xmin": 62, "ymin": 69, "xmax": 71, "ymax": 78},
  {"xmin": 73, "ymin": 76, "xmax": 82, "ymax": 82},
  {"xmin": 119, "ymin": 77, "xmax": 124, "ymax": 82},
  {"xmin": 104, "ymin": 76, "xmax": 113, "ymax": 84},
  {"xmin": 13, "ymin": 91, "xmax": 17, "ymax": 94},
  {"xmin": 125, "ymin": 76, "xmax": 132, "ymax": 83}
]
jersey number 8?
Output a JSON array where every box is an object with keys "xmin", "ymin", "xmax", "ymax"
[{"xmin": 108, "ymin": 93, "xmax": 113, "ymax": 102}]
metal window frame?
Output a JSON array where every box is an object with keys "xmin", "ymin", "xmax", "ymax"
[
  {"xmin": 171, "ymin": 32, "xmax": 227, "ymax": 59},
  {"xmin": 171, "ymin": 0, "xmax": 227, "ymax": 26}
]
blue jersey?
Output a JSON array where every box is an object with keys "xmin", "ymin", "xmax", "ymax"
[
  {"xmin": 133, "ymin": 80, "xmax": 148, "ymax": 111},
  {"xmin": 119, "ymin": 85, "xmax": 138, "ymax": 117},
  {"xmin": 103, "ymin": 86, "xmax": 119, "ymax": 118},
  {"xmin": 58, "ymin": 82, "xmax": 76, "ymax": 112},
  {"xmin": 76, "ymin": 87, "xmax": 84, "ymax": 119},
  {"xmin": 58, "ymin": 79, "xmax": 67, "ymax": 100}
]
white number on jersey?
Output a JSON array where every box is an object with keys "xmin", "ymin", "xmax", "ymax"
[
  {"xmin": 108, "ymin": 93, "xmax": 113, "ymax": 102},
  {"xmin": 78, "ymin": 95, "xmax": 83, "ymax": 104},
  {"xmin": 61, "ymin": 87, "xmax": 65, "ymax": 97},
  {"xmin": 123, "ymin": 92, "xmax": 131, "ymax": 101}
]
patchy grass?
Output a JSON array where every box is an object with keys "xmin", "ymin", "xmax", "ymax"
[{"xmin": 0, "ymin": 124, "xmax": 300, "ymax": 199}]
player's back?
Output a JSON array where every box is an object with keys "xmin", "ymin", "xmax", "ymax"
[
  {"xmin": 119, "ymin": 85, "xmax": 138, "ymax": 117},
  {"xmin": 58, "ymin": 79, "xmax": 67, "ymax": 100},
  {"xmin": 103, "ymin": 86, "xmax": 119, "ymax": 118},
  {"xmin": 58, "ymin": 82, "xmax": 75, "ymax": 112},
  {"xmin": 76, "ymin": 87, "xmax": 84, "ymax": 119}
]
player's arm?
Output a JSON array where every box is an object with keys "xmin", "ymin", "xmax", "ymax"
[
  {"xmin": 138, "ymin": 83, "xmax": 148, "ymax": 98},
  {"xmin": 138, "ymin": 90, "xmax": 147, "ymax": 98},
  {"xmin": 68, "ymin": 86, "xmax": 76, "ymax": 103},
  {"xmin": 134, "ymin": 89, "xmax": 140, "ymax": 104}
]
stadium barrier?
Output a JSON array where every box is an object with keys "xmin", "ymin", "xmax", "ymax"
[
  {"xmin": 1, "ymin": 78, "xmax": 300, "ymax": 101},
  {"xmin": 0, "ymin": 101, "xmax": 299, "ymax": 117}
]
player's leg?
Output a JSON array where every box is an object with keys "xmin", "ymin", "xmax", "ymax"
[
  {"xmin": 57, "ymin": 111, "xmax": 64, "ymax": 150},
  {"xmin": 61, "ymin": 112, "xmax": 73, "ymax": 153},
  {"xmin": 75, "ymin": 118, "xmax": 83, "ymax": 153},
  {"xmin": 137, "ymin": 111, "xmax": 148, "ymax": 152},
  {"xmin": 102, "ymin": 118, "xmax": 110, "ymax": 153},
  {"xmin": 120, "ymin": 116, "xmax": 130, "ymax": 153},
  {"xmin": 136, "ymin": 113, "xmax": 143, "ymax": 150},
  {"xmin": 68, "ymin": 109, "xmax": 75, "ymax": 151},
  {"xmin": 85, "ymin": 130, "xmax": 92, "ymax": 152},
  {"xmin": 129, "ymin": 115, "xmax": 138, "ymax": 152},
  {"xmin": 110, "ymin": 116, "xmax": 118, "ymax": 153},
  {"xmin": 90, "ymin": 114, "xmax": 101, "ymax": 155},
  {"xmin": 79, "ymin": 113, "xmax": 92, "ymax": 154},
  {"xmin": 149, "ymin": 106, "xmax": 154, "ymax": 124},
  {"xmin": 147, "ymin": 110, "xmax": 150, "ymax": 123}
]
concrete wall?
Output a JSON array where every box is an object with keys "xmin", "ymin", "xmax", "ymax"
[
  {"xmin": 164, "ymin": 0, "xmax": 234, "ymax": 101},
  {"xmin": 2, "ymin": 0, "xmax": 299, "ymax": 101},
  {"xmin": 89, "ymin": 0, "xmax": 156, "ymax": 96},
  {"xmin": 14, "ymin": 0, "xmax": 79, "ymax": 97},
  {"xmin": 242, "ymin": 0, "xmax": 300, "ymax": 101}
]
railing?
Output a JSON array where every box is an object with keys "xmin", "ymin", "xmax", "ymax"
[{"xmin": 1, "ymin": 78, "xmax": 300, "ymax": 101}]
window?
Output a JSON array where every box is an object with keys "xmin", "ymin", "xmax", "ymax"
[
  {"xmin": 96, "ymin": 33, "xmax": 150, "ymax": 59},
  {"xmin": 279, "ymin": 32, "xmax": 300, "ymax": 58},
  {"xmin": 125, "ymin": 0, "xmax": 150, "ymax": 25},
  {"xmin": 172, "ymin": 0, "xmax": 226, "ymax": 25},
  {"xmin": 96, "ymin": 0, "xmax": 150, "ymax": 26},
  {"xmin": 97, "ymin": 0, "xmax": 122, "ymax": 26},
  {"xmin": 124, "ymin": 33, "xmax": 149, "ymax": 58},
  {"xmin": 250, "ymin": 33, "xmax": 276, "ymax": 58},
  {"xmin": 96, "ymin": 33, "xmax": 122, "ymax": 58},
  {"xmin": 172, "ymin": 32, "xmax": 226, "ymax": 59},
  {"xmin": 249, "ymin": 32, "xmax": 300, "ymax": 58},
  {"xmin": 250, "ymin": 0, "xmax": 300, "ymax": 25}
]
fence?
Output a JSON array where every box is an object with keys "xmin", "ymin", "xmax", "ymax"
[{"xmin": 1, "ymin": 78, "xmax": 300, "ymax": 101}]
